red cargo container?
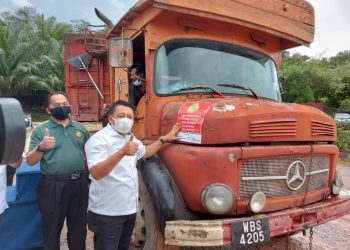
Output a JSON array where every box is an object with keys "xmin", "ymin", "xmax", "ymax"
[{"xmin": 64, "ymin": 32, "xmax": 110, "ymax": 122}]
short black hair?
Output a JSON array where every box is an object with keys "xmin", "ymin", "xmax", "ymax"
[
  {"xmin": 130, "ymin": 65, "xmax": 144, "ymax": 76},
  {"xmin": 108, "ymin": 100, "xmax": 135, "ymax": 115},
  {"xmin": 47, "ymin": 91, "xmax": 68, "ymax": 107}
]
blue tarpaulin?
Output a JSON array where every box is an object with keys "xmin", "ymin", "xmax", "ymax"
[{"xmin": 0, "ymin": 162, "xmax": 43, "ymax": 250}]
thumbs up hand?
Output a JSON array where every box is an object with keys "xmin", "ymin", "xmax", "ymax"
[
  {"xmin": 40, "ymin": 128, "xmax": 56, "ymax": 151},
  {"xmin": 121, "ymin": 134, "xmax": 138, "ymax": 156}
]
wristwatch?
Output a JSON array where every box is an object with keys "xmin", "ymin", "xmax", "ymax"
[
  {"xmin": 35, "ymin": 144, "xmax": 45, "ymax": 152},
  {"xmin": 159, "ymin": 136, "xmax": 166, "ymax": 144}
]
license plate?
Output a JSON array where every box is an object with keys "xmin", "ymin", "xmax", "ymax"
[{"xmin": 231, "ymin": 218, "xmax": 270, "ymax": 247}]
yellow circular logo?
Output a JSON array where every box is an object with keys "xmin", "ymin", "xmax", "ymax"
[
  {"xmin": 187, "ymin": 103, "xmax": 200, "ymax": 113},
  {"xmin": 76, "ymin": 131, "xmax": 82, "ymax": 138}
]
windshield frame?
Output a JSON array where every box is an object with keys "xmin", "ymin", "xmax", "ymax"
[{"xmin": 153, "ymin": 39, "xmax": 281, "ymax": 100}]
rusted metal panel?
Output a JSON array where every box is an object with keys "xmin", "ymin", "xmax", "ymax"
[
  {"xmin": 144, "ymin": 10, "xmax": 282, "ymax": 54},
  {"xmin": 109, "ymin": 0, "xmax": 314, "ymax": 48},
  {"xmin": 158, "ymin": 144, "xmax": 337, "ymax": 215},
  {"xmin": 153, "ymin": 0, "xmax": 313, "ymax": 47},
  {"xmin": 157, "ymin": 98, "xmax": 336, "ymax": 145},
  {"xmin": 165, "ymin": 196, "xmax": 350, "ymax": 246},
  {"xmin": 249, "ymin": 118, "xmax": 297, "ymax": 137},
  {"xmin": 232, "ymin": 0, "xmax": 314, "ymax": 24},
  {"xmin": 107, "ymin": 7, "xmax": 163, "ymax": 38},
  {"xmin": 112, "ymin": 68, "xmax": 129, "ymax": 102},
  {"xmin": 284, "ymin": 0, "xmax": 313, "ymax": 9},
  {"xmin": 64, "ymin": 33, "xmax": 110, "ymax": 122}
]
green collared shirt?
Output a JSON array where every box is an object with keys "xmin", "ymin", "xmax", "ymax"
[{"xmin": 29, "ymin": 119, "xmax": 90, "ymax": 175}]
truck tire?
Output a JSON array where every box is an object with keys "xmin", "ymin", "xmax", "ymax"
[{"xmin": 130, "ymin": 170, "xmax": 179, "ymax": 250}]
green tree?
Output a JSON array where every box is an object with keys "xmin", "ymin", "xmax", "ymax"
[
  {"xmin": 339, "ymin": 98, "xmax": 350, "ymax": 112},
  {"xmin": 280, "ymin": 51, "xmax": 350, "ymax": 112},
  {"xmin": 0, "ymin": 7, "xmax": 73, "ymax": 97}
]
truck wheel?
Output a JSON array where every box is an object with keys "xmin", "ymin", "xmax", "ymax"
[{"xmin": 130, "ymin": 171, "xmax": 179, "ymax": 250}]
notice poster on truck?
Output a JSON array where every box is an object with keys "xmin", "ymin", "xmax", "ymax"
[{"xmin": 177, "ymin": 101, "xmax": 212, "ymax": 144}]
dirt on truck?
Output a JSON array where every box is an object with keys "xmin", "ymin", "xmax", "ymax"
[{"xmin": 64, "ymin": 0, "xmax": 350, "ymax": 249}]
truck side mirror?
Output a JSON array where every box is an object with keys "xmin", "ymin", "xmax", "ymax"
[
  {"xmin": 0, "ymin": 98, "xmax": 26, "ymax": 164},
  {"xmin": 109, "ymin": 38, "xmax": 133, "ymax": 68}
]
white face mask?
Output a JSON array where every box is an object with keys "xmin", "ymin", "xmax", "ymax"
[
  {"xmin": 133, "ymin": 80, "xmax": 142, "ymax": 87},
  {"xmin": 111, "ymin": 117, "xmax": 134, "ymax": 134}
]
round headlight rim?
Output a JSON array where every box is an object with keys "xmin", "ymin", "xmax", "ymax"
[
  {"xmin": 332, "ymin": 171, "xmax": 344, "ymax": 196},
  {"xmin": 201, "ymin": 183, "xmax": 235, "ymax": 215},
  {"xmin": 249, "ymin": 191, "xmax": 267, "ymax": 214}
]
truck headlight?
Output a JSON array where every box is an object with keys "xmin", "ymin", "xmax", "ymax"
[
  {"xmin": 201, "ymin": 183, "xmax": 234, "ymax": 214},
  {"xmin": 332, "ymin": 171, "xmax": 344, "ymax": 195},
  {"xmin": 249, "ymin": 191, "xmax": 266, "ymax": 213}
]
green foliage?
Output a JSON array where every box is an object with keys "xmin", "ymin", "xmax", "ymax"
[
  {"xmin": 295, "ymin": 85, "xmax": 315, "ymax": 103},
  {"xmin": 337, "ymin": 121, "xmax": 350, "ymax": 131},
  {"xmin": 280, "ymin": 51, "xmax": 350, "ymax": 111},
  {"xmin": 0, "ymin": 7, "xmax": 73, "ymax": 97},
  {"xmin": 337, "ymin": 125, "xmax": 350, "ymax": 151},
  {"xmin": 339, "ymin": 98, "xmax": 350, "ymax": 112}
]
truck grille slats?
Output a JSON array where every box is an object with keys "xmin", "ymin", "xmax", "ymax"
[
  {"xmin": 249, "ymin": 118, "xmax": 297, "ymax": 137},
  {"xmin": 240, "ymin": 156, "xmax": 329, "ymax": 199},
  {"xmin": 311, "ymin": 120, "xmax": 335, "ymax": 136}
]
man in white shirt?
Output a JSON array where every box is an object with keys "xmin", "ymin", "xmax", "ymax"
[{"xmin": 85, "ymin": 100, "xmax": 179, "ymax": 250}]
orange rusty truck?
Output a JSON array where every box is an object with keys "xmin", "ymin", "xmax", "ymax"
[{"xmin": 64, "ymin": 0, "xmax": 350, "ymax": 249}]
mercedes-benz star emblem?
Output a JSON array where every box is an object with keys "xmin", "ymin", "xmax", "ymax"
[{"xmin": 286, "ymin": 160, "xmax": 307, "ymax": 191}]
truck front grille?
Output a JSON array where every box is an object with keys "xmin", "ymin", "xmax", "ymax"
[{"xmin": 240, "ymin": 155, "xmax": 329, "ymax": 199}]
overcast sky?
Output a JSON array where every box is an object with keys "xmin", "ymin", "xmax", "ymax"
[{"xmin": 0, "ymin": 0, "xmax": 349, "ymax": 58}]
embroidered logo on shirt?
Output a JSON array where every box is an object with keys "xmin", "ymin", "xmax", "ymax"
[{"xmin": 76, "ymin": 131, "xmax": 82, "ymax": 138}]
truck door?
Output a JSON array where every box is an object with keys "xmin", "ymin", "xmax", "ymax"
[{"xmin": 110, "ymin": 67, "xmax": 129, "ymax": 102}]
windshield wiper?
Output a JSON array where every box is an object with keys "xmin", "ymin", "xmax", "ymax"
[
  {"xmin": 217, "ymin": 83, "xmax": 259, "ymax": 99},
  {"xmin": 173, "ymin": 86, "xmax": 223, "ymax": 96}
]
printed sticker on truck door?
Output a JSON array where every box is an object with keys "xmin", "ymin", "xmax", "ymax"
[{"xmin": 176, "ymin": 101, "xmax": 212, "ymax": 144}]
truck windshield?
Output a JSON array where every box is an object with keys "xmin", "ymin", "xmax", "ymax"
[{"xmin": 154, "ymin": 39, "xmax": 281, "ymax": 101}]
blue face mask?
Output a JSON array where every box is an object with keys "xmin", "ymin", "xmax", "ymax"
[{"xmin": 133, "ymin": 80, "xmax": 142, "ymax": 87}]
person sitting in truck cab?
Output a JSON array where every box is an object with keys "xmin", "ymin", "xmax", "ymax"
[{"xmin": 128, "ymin": 66, "xmax": 145, "ymax": 107}]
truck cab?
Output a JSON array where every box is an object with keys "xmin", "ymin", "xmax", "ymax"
[{"xmin": 103, "ymin": 0, "xmax": 349, "ymax": 249}]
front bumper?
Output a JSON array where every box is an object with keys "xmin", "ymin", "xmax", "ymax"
[{"xmin": 164, "ymin": 196, "xmax": 350, "ymax": 247}]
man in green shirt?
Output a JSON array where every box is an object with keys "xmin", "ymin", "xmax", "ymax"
[{"xmin": 26, "ymin": 91, "xmax": 89, "ymax": 250}]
